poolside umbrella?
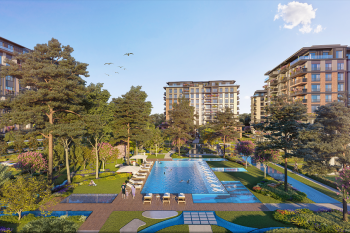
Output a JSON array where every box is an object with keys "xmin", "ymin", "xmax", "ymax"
[
  {"xmin": 129, "ymin": 154, "xmax": 148, "ymax": 163},
  {"xmin": 117, "ymin": 166, "xmax": 141, "ymax": 175}
]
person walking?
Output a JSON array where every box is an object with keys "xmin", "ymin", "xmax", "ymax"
[
  {"xmin": 131, "ymin": 185, "xmax": 136, "ymax": 199},
  {"xmin": 294, "ymin": 162, "xmax": 299, "ymax": 173},
  {"xmin": 121, "ymin": 183, "xmax": 126, "ymax": 199}
]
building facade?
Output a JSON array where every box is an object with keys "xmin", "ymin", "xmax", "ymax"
[
  {"xmin": 163, "ymin": 80, "xmax": 240, "ymax": 125},
  {"xmin": 263, "ymin": 44, "xmax": 350, "ymax": 114},
  {"xmin": 250, "ymin": 90, "xmax": 267, "ymax": 124}
]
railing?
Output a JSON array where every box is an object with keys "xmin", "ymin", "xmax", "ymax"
[
  {"xmin": 264, "ymin": 77, "xmax": 269, "ymax": 82},
  {"xmin": 290, "ymin": 55, "xmax": 333, "ymax": 66},
  {"xmin": 325, "ymin": 66, "xmax": 332, "ymax": 71},
  {"xmin": 290, "ymin": 68, "xmax": 307, "ymax": 78},
  {"xmin": 0, "ymin": 45, "xmax": 14, "ymax": 52},
  {"xmin": 302, "ymin": 99, "xmax": 307, "ymax": 103},
  {"xmin": 270, "ymin": 80, "xmax": 278, "ymax": 86},
  {"xmin": 291, "ymin": 78, "xmax": 307, "ymax": 86},
  {"xmin": 291, "ymin": 89, "xmax": 307, "ymax": 95}
]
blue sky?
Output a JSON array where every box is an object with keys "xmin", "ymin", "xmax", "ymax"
[{"xmin": 1, "ymin": 0, "xmax": 349, "ymax": 114}]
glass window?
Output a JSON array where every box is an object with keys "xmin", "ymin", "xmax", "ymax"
[
  {"xmin": 230, "ymin": 99, "xmax": 234, "ymax": 103},
  {"xmin": 325, "ymin": 63, "xmax": 332, "ymax": 70},
  {"xmin": 338, "ymin": 73, "xmax": 344, "ymax": 80},
  {"xmin": 225, "ymin": 93, "xmax": 229, "ymax": 98},
  {"xmin": 311, "ymin": 95, "xmax": 320, "ymax": 103},
  {"xmin": 219, "ymin": 93, "xmax": 223, "ymax": 98},
  {"xmin": 191, "ymin": 99, "xmax": 194, "ymax": 104},
  {"xmin": 174, "ymin": 89, "xmax": 177, "ymax": 93},
  {"xmin": 311, "ymin": 64, "xmax": 320, "ymax": 71},
  {"xmin": 230, "ymin": 93, "xmax": 234, "ymax": 98},
  {"xmin": 196, "ymin": 99, "xmax": 199, "ymax": 103},
  {"xmin": 213, "ymin": 99, "xmax": 218, "ymax": 103},
  {"xmin": 179, "ymin": 94, "xmax": 182, "ymax": 98},
  {"xmin": 169, "ymin": 105, "xmax": 172, "ymax": 109},
  {"xmin": 325, "ymin": 95, "xmax": 332, "ymax": 102},
  {"xmin": 325, "ymin": 84, "xmax": 332, "ymax": 92},
  {"xmin": 230, "ymin": 88, "xmax": 233, "ymax": 92},
  {"xmin": 311, "ymin": 74, "xmax": 320, "ymax": 81},
  {"xmin": 225, "ymin": 99, "xmax": 229, "ymax": 103},
  {"xmin": 219, "ymin": 99, "xmax": 223, "ymax": 103},
  {"xmin": 196, "ymin": 94, "xmax": 199, "ymax": 98},
  {"xmin": 225, "ymin": 88, "xmax": 228, "ymax": 92},
  {"xmin": 311, "ymin": 85, "xmax": 320, "ymax": 92},
  {"xmin": 196, "ymin": 104, "xmax": 199, "ymax": 108},
  {"xmin": 311, "ymin": 105, "xmax": 319, "ymax": 112},
  {"xmin": 325, "ymin": 73, "xmax": 332, "ymax": 81},
  {"xmin": 174, "ymin": 99, "xmax": 177, "ymax": 103},
  {"xmin": 219, "ymin": 88, "xmax": 222, "ymax": 92},
  {"xmin": 185, "ymin": 94, "xmax": 189, "ymax": 98},
  {"xmin": 174, "ymin": 94, "xmax": 177, "ymax": 98},
  {"xmin": 179, "ymin": 89, "xmax": 182, "ymax": 93},
  {"xmin": 213, "ymin": 88, "xmax": 217, "ymax": 92},
  {"xmin": 338, "ymin": 63, "xmax": 344, "ymax": 70},
  {"xmin": 196, "ymin": 88, "xmax": 199, "ymax": 93},
  {"xmin": 169, "ymin": 99, "xmax": 172, "ymax": 103},
  {"xmin": 338, "ymin": 83, "xmax": 344, "ymax": 91},
  {"xmin": 169, "ymin": 89, "xmax": 172, "ymax": 93},
  {"xmin": 219, "ymin": 105, "xmax": 223, "ymax": 108},
  {"xmin": 310, "ymin": 52, "xmax": 315, "ymax": 58},
  {"xmin": 323, "ymin": 52, "xmax": 329, "ymax": 55},
  {"xmin": 206, "ymin": 88, "xmax": 211, "ymax": 93},
  {"xmin": 169, "ymin": 94, "xmax": 172, "ymax": 98},
  {"xmin": 336, "ymin": 50, "xmax": 343, "ymax": 58}
]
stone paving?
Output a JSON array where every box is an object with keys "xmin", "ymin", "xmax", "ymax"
[
  {"xmin": 183, "ymin": 211, "xmax": 217, "ymax": 225},
  {"xmin": 142, "ymin": 210, "xmax": 178, "ymax": 219},
  {"xmin": 120, "ymin": 219, "xmax": 146, "ymax": 233},
  {"xmin": 189, "ymin": 225, "xmax": 212, "ymax": 233}
]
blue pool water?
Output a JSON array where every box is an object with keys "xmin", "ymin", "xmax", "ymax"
[
  {"xmin": 0, "ymin": 211, "xmax": 92, "ymax": 218},
  {"xmin": 172, "ymin": 158, "xmax": 227, "ymax": 161},
  {"xmin": 211, "ymin": 167, "xmax": 247, "ymax": 172},
  {"xmin": 141, "ymin": 161, "xmax": 227, "ymax": 194},
  {"xmin": 61, "ymin": 194, "xmax": 117, "ymax": 203}
]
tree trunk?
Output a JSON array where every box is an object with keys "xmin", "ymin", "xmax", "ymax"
[
  {"xmin": 65, "ymin": 148, "xmax": 71, "ymax": 184},
  {"xmin": 127, "ymin": 124, "xmax": 130, "ymax": 165},
  {"xmin": 223, "ymin": 136, "xmax": 226, "ymax": 157},
  {"xmin": 95, "ymin": 140, "xmax": 99, "ymax": 179},
  {"xmin": 178, "ymin": 138, "xmax": 181, "ymax": 157},
  {"xmin": 18, "ymin": 211, "xmax": 22, "ymax": 221},
  {"xmin": 102, "ymin": 160, "xmax": 105, "ymax": 171},
  {"xmin": 48, "ymin": 133, "xmax": 53, "ymax": 183},
  {"xmin": 344, "ymin": 195, "xmax": 348, "ymax": 221},
  {"xmin": 264, "ymin": 164, "xmax": 267, "ymax": 178},
  {"xmin": 156, "ymin": 144, "xmax": 157, "ymax": 157},
  {"xmin": 284, "ymin": 156, "xmax": 288, "ymax": 192},
  {"xmin": 245, "ymin": 157, "xmax": 248, "ymax": 169}
]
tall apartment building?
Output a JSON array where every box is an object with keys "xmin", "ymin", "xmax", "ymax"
[
  {"xmin": 262, "ymin": 44, "xmax": 350, "ymax": 115},
  {"xmin": 0, "ymin": 37, "xmax": 30, "ymax": 101},
  {"xmin": 250, "ymin": 90, "xmax": 267, "ymax": 124},
  {"xmin": 163, "ymin": 80, "xmax": 240, "ymax": 125}
]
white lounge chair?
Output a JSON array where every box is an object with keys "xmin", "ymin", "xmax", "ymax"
[
  {"xmin": 210, "ymin": 184, "xmax": 221, "ymax": 187},
  {"xmin": 213, "ymin": 188, "xmax": 225, "ymax": 192},
  {"xmin": 178, "ymin": 193, "xmax": 186, "ymax": 204},
  {"xmin": 129, "ymin": 179, "xmax": 143, "ymax": 185},
  {"xmin": 133, "ymin": 174, "xmax": 146, "ymax": 179},
  {"xmin": 127, "ymin": 182, "xmax": 142, "ymax": 190},
  {"xmin": 163, "ymin": 193, "xmax": 171, "ymax": 204},
  {"xmin": 208, "ymin": 180, "xmax": 218, "ymax": 183},
  {"xmin": 143, "ymin": 193, "xmax": 152, "ymax": 204}
]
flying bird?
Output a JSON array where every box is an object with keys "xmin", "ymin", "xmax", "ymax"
[
  {"xmin": 105, "ymin": 73, "xmax": 109, "ymax": 76},
  {"xmin": 115, "ymin": 72, "xmax": 119, "ymax": 74},
  {"xmin": 124, "ymin": 53, "xmax": 134, "ymax": 56},
  {"xmin": 117, "ymin": 66, "xmax": 123, "ymax": 68},
  {"xmin": 124, "ymin": 68, "xmax": 126, "ymax": 70},
  {"xmin": 104, "ymin": 63, "xmax": 113, "ymax": 65}
]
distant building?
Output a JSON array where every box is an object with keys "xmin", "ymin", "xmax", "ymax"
[{"xmin": 250, "ymin": 90, "xmax": 267, "ymax": 124}]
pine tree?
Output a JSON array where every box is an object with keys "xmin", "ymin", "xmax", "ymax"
[
  {"xmin": 166, "ymin": 96, "xmax": 195, "ymax": 157},
  {"xmin": 112, "ymin": 86, "xmax": 152, "ymax": 165},
  {"xmin": 0, "ymin": 38, "xmax": 89, "ymax": 181},
  {"xmin": 254, "ymin": 96, "xmax": 308, "ymax": 192},
  {"xmin": 212, "ymin": 107, "xmax": 240, "ymax": 156}
]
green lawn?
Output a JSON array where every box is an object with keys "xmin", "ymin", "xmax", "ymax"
[
  {"xmin": 99, "ymin": 211, "xmax": 182, "ymax": 232},
  {"xmin": 72, "ymin": 175, "xmax": 129, "ymax": 194},
  {"xmin": 268, "ymin": 163, "xmax": 341, "ymax": 202},
  {"xmin": 157, "ymin": 225, "xmax": 189, "ymax": 232},
  {"xmin": 325, "ymin": 175, "xmax": 336, "ymax": 182},
  {"xmin": 206, "ymin": 161, "xmax": 314, "ymax": 203},
  {"xmin": 215, "ymin": 211, "xmax": 294, "ymax": 230},
  {"xmin": 144, "ymin": 154, "xmax": 166, "ymax": 159}
]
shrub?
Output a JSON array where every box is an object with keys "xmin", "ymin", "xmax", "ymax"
[
  {"xmin": 73, "ymin": 175, "xmax": 83, "ymax": 182},
  {"xmin": 15, "ymin": 152, "xmax": 48, "ymax": 174},
  {"xmin": 106, "ymin": 176, "xmax": 116, "ymax": 180},
  {"xmin": 0, "ymin": 227, "xmax": 12, "ymax": 233},
  {"xmin": 21, "ymin": 217, "xmax": 79, "ymax": 233},
  {"xmin": 265, "ymin": 228, "xmax": 315, "ymax": 233}
]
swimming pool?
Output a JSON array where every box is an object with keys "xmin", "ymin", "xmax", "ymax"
[
  {"xmin": 141, "ymin": 161, "xmax": 227, "ymax": 194},
  {"xmin": 211, "ymin": 167, "xmax": 247, "ymax": 172},
  {"xmin": 61, "ymin": 194, "xmax": 117, "ymax": 203},
  {"xmin": 172, "ymin": 158, "xmax": 227, "ymax": 161}
]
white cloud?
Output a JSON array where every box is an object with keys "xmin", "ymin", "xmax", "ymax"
[
  {"xmin": 314, "ymin": 25, "xmax": 324, "ymax": 33},
  {"xmin": 274, "ymin": 1, "xmax": 322, "ymax": 34},
  {"xmin": 244, "ymin": 96, "xmax": 250, "ymax": 99}
]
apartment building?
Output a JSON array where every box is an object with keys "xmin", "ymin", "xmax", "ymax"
[
  {"xmin": 163, "ymin": 80, "xmax": 240, "ymax": 125},
  {"xmin": 0, "ymin": 37, "xmax": 31, "ymax": 134},
  {"xmin": 264, "ymin": 44, "xmax": 350, "ymax": 114},
  {"xmin": 250, "ymin": 90, "xmax": 267, "ymax": 124}
]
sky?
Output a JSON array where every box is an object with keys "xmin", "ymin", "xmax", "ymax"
[{"xmin": 1, "ymin": 0, "xmax": 350, "ymax": 115}]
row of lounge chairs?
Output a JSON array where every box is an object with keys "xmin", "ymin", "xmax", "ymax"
[
  {"xmin": 143, "ymin": 192, "xmax": 186, "ymax": 205},
  {"xmin": 126, "ymin": 161, "xmax": 154, "ymax": 190},
  {"xmin": 198, "ymin": 162, "xmax": 226, "ymax": 192}
]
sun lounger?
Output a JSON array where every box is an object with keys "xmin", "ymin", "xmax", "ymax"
[
  {"xmin": 127, "ymin": 183, "xmax": 142, "ymax": 190},
  {"xmin": 178, "ymin": 193, "xmax": 186, "ymax": 204},
  {"xmin": 163, "ymin": 193, "xmax": 171, "ymax": 204},
  {"xmin": 140, "ymin": 168, "xmax": 150, "ymax": 172},
  {"xmin": 210, "ymin": 184, "xmax": 221, "ymax": 187},
  {"xmin": 129, "ymin": 179, "xmax": 143, "ymax": 185},
  {"xmin": 208, "ymin": 180, "xmax": 218, "ymax": 183},
  {"xmin": 143, "ymin": 193, "xmax": 152, "ymax": 204},
  {"xmin": 213, "ymin": 188, "xmax": 225, "ymax": 192},
  {"xmin": 133, "ymin": 174, "xmax": 146, "ymax": 179}
]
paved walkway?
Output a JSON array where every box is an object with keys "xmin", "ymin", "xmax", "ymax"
[
  {"xmin": 120, "ymin": 219, "xmax": 145, "ymax": 233},
  {"xmin": 189, "ymin": 225, "xmax": 212, "ymax": 233},
  {"xmin": 164, "ymin": 150, "xmax": 174, "ymax": 159},
  {"xmin": 264, "ymin": 203, "xmax": 344, "ymax": 211},
  {"xmin": 184, "ymin": 211, "xmax": 217, "ymax": 225}
]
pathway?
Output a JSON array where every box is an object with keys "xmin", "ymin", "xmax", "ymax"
[
  {"xmin": 164, "ymin": 150, "xmax": 174, "ymax": 159},
  {"xmin": 183, "ymin": 211, "xmax": 217, "ymax": 225}
]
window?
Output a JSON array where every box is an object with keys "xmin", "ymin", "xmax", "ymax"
[
  {"xmin": 311, "ymin": 74, "xmax": 320, "ymax": 81},
  {"xmin": 325, "ymin": 84, "xmax": 332, "ymax": 92},
  {"xmin": 338, "ymin": 73, "xmax": 344, "ymax": 80},
  {"xmin": 169, "ymin": 94, "xmax": 172, "ymax": 98},
  {"xmin": 311, "ymin": 64, "xmax": 320, "ymax": 71},
  {"xmin": 213, "ymin": 99, "xmax": 218, "ymax": 103},
  {"xmin": 325, "ymin": 63, "xmax": 332, "ymax": 70},
  {"xmin": 174, "ymin": 94, "xmax": 177, "ymax": 98},
  {"xmin": 219, "ymin": 105, "xmax": 223, "ymax": 108},
  {"xmin": 191, "ymin": 99, "xmax": 194, "ymax": 104},
  {"xmin": 185, "ymin": 94, "xmax": 189, "ymax": 98},
  {"xmin": 179, "ymin": 89, "xmax": 182, "ymax": 93},
  {"xmin": 206, "ymin": 88, "xmax": 211, "ymax": 93},
  {"xmin": 323, "ymin": 52, "xmax": 329, "ymax": 55},
  {"xmin": 213, "ymin": 88, "xmax": 217, "ymax": 92},
  {"xmin": 230, "ymin": 93, "xmax": 234, "ymax": 98},
  {"xmin": 312, "ymin": 85, "xmax": 320, "ymax": 92},
  {"xmin": 325, "ymin": 73, "xmax": 332, "ymax": 81},
  {"xmin": 310, "ymin": 52, "xmax": 315, "ymax": 58},
  {"xmin": 179, "ymin": 94, "xmax": 182, "ymax": 98},
  {"xmin": 225, "ymin": 88, "xmax": 228, "ymax": 92},
  {"xmin": 196, "ymin": 104, "xmax": 199, "ymax": 108},
  {"xmin": 225, "ymin": 99, "xmax": 229, "ymax": 103},
  {"xmin": 336, "ymin": 50, "xmax": 343, "ymax": 58},
  {"xmin": 196, "ymin": 99, "xmax": 199, "ymax": 103},
  {"xmin": 219, "ymin": 93, "xmax": 223, "ymax": 98},
  {"xmin": 196, "ymin": 94, "xmax": 199, "ymax": 98},
  {"xmin": 338, "ymin": 83, "xmax": 344, "ymax": 91},
  {"xmin": 191, "ymin": 94, "xmax": 194, "ymax": 98},
  {"xmin": 174, "ymin": 99, "xmax": 177, "ymax": 103},
  {"xmin": 325, "ymin": 95, "xmax": 332, "ymax": 102},
  {"xmin": 338, "ymin": 94, "xmax": 344, "ymax": 102},
  {"xmin": 311, "ymin": 105, "xmax": 319, "ymax": 112},
  {"xmin": 219, "ymin": 99, "xmax": 223, "ymax": 103},
  {"xmin": 196, "ymin": 88, "xmax": 199, "ymax": 93},
  {"xmin": 311, "ymin": 95, "xmax": 320, "ymax": 103},
  {"xmin": 169, "ymin": 89, "xmax": 172, "ymax": 93},
  {"xmin": 169, "ymin": 99, "xmax": 172, "ymax": 103},
  {"xmin": 174, "ymin": 89, "xmax": 177, "ymax": 93},
  {"xmin": 225, "ymin": 93, "xmax": 228, "ymax": 98},
  {"xmin": 230, "ymin": 88, "xmax": 233, "ymax": 92},
  {"xmin": 338, "ymin": 63, "xmax": 344, "ymax": 70},
  {"xmin": 169, "ymin": 105, "xmax": 172, "ymax": 109},
  {"xmin": 230, "ymin": 99, "xmax": 234, "ymax": 103},
  {"xmin": 219, "ymin": 88, "xmax": 222, "ymax": 92}
]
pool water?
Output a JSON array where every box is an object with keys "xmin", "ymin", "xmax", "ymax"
[
  {"xmin": 172, "ymin": 158, "xmax": 227, "ymax": 161},
  {"xmin": 211, "ymin": 167, "xmax": 247, "ymax": 172},
  {"xmin": 141, "ymin": 161, "xmax": 226, "ymax": 194},
  {"xmin": 61, "ymin": 194, "xmax": 117, "ymax": 203}
]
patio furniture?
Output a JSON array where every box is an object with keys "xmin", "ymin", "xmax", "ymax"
[
  {"xmin": 156, "ymin": 194, "xmax": 161, "ymax": 201},
  {"xmin": 163, "ymin": 193, "xmax": 171, "ymax": 204},
  {"xmin": 210, "ymin": 184, "xmax": 221, "ymax": 188},
  {"xmin": 133, "ymin": 174, "xmax": 146, "ymax": 179},
  {"xmin": 140, "ymin": 168, "xmax": 150, "ymax": 172},
  {"xmin": 143, "ymin": 193, "xmax": 152, "ymax": 204},
  {"xmin": 177, "ymin": 193, "xmax": 186, "ymax": 204},
  {"xmin": 129, "ymin": 179, "xmax": 144, "ymax": 185},
  {"xmin": 213, "ymin": 188, "xmax": 225, "ymax": 192},
  {"xmin": 127, "ymin": 183, "xmax": 142, "ymax": 190}
]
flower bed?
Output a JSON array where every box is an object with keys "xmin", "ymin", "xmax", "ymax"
[
  {"xmin": 273, "ymin": 208, "xmax": 350, "ymax": 233},
  {"xmin": 253, "ymin": 178, "xmax": 307, "ymax": 202}
]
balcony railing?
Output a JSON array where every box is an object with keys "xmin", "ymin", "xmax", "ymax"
[
  {"xmin": 0, "ymin": 45, "xmax": 14, "ymax": 52},
  {"xmin": 290, "ymin": 55, "xmax": 333, "ymax": 66},
  {"xmin": 290, "ymin": 89, "xmax": 307, "ymax": 96},
  {"xmin": 270, "ymin": 80, "xmax": 278, "ymax": 86},
  {"xmin": 291, "ymin": 77, "xmax": 307, "ymax": 86},
  {"xmin": 302, "ymin": 99, "xmax": 307, "ymax": 103},
  {"xmin": 290, "ymin": 68, "xmax": 307, "ymax": 79}
]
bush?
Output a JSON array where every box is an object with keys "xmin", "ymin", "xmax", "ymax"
[
  {"xmin": 21, "ymin": 217, "xmax": 79, "ymax": 233},
  {"xmin": 73, "ymin": 175, "xmax": 83, "ymax": 182},
  {"xmin": 265, "ymin": 228, "xmax": 316, "ymax": 233},
  {"xmin": 106, "ymin": 176, "xmax": 116, "ymax": 180},
  {"xmin": 0, "ymin": 227, "xmax": 12, "ymax": 233}
]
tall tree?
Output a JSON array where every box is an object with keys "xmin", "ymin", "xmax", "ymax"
[
  {"xmin": 166, "ymin": 96, "xmax": 195, "ymax": 157},
  {"xmin": 0, "ymin": 38, "xmax": 89, "ymax": 181},
  {"xmin": 146, "ymin": 126, "xmax": 164, "ymax": 156},
  {"xmin": 212, "ymin": 107, "xmax": 240, "ymax": 156},
  {"xmin": 112, "ymin": 86, "xmax": 152, "ymax": 165},
  {"xmin": 150, "ymin": 113, "xmax": 166, "ymax": 127},
  {"xmin": 239, "ymin": 113, "xmax": 251, "ymax": 126},
  {"xmin": 254, "ymin": 97, "xmax": 308, "ymax": 192}
]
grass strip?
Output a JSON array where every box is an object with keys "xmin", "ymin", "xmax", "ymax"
[
  {"xmin": 268, "ymin": 163, "xmax": 341, "ymax": 202},
  {"xmin": 99, "ymin": 211, "xmax": 181, "ymax": 232}
]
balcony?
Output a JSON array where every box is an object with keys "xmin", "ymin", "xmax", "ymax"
[
  {"xmin": 269, "ymin": 71, "xmax": 279, "ymax": 77},
  {"xmin": 290, "ymin": 78, "xmax": 307, "ymax": 87},
  {"xmin": 164, "ymin": 102, "xmax": 166, "ymax": 106},
  {"xmin": 281, "ymin": 84, "xmax": 287, "ymax": 90},
  {"xmin": 0, "ymin": 45, "xmax": 14, "ymax": 53},
  {"xmin": 237, "ymin": 101, "xmax": 240, "ymax": 105},
  {"xmin": 270, "ymin": 80, "xmax": 278, "ymax": 86},
  {"xmin": 302, "ymin": 99, "xmax": 307, "ymax": 103},
  {"xmin": 290, "ymin": 89, "xmax": 307, "ymax": 96},
  {"xmin": 279, "ymin": 76, "xmax": 287, "ymax": 83},
  {"xmin": 290, "ymin": 68, "xmax": 307, "ymax": 79},
  {"xmin": 271, "ymin": 88, "xmax": 278, "ymax": 93},
  {"xmin": 237, "ymin": 96, "xmax": 240, "ymax": 100},
  {"xmin": 164, "ymin": 92, "xmax": 166, "ymax": 96},
  {"xmin": 290, "ymin": 55, "xmax": 333, "ymax": 67}
]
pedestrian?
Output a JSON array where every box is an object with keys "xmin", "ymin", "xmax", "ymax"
[
  {"xmin": 121, "ymin": 183, "xmax": 126, "ymax": 199},
  {"xmin": 131, "ymin": 185, "xmax": 136, "ymax": 199},
  {"xmin": 294, "ymin": 162, "xmax": 299, "ymax": 173}
]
